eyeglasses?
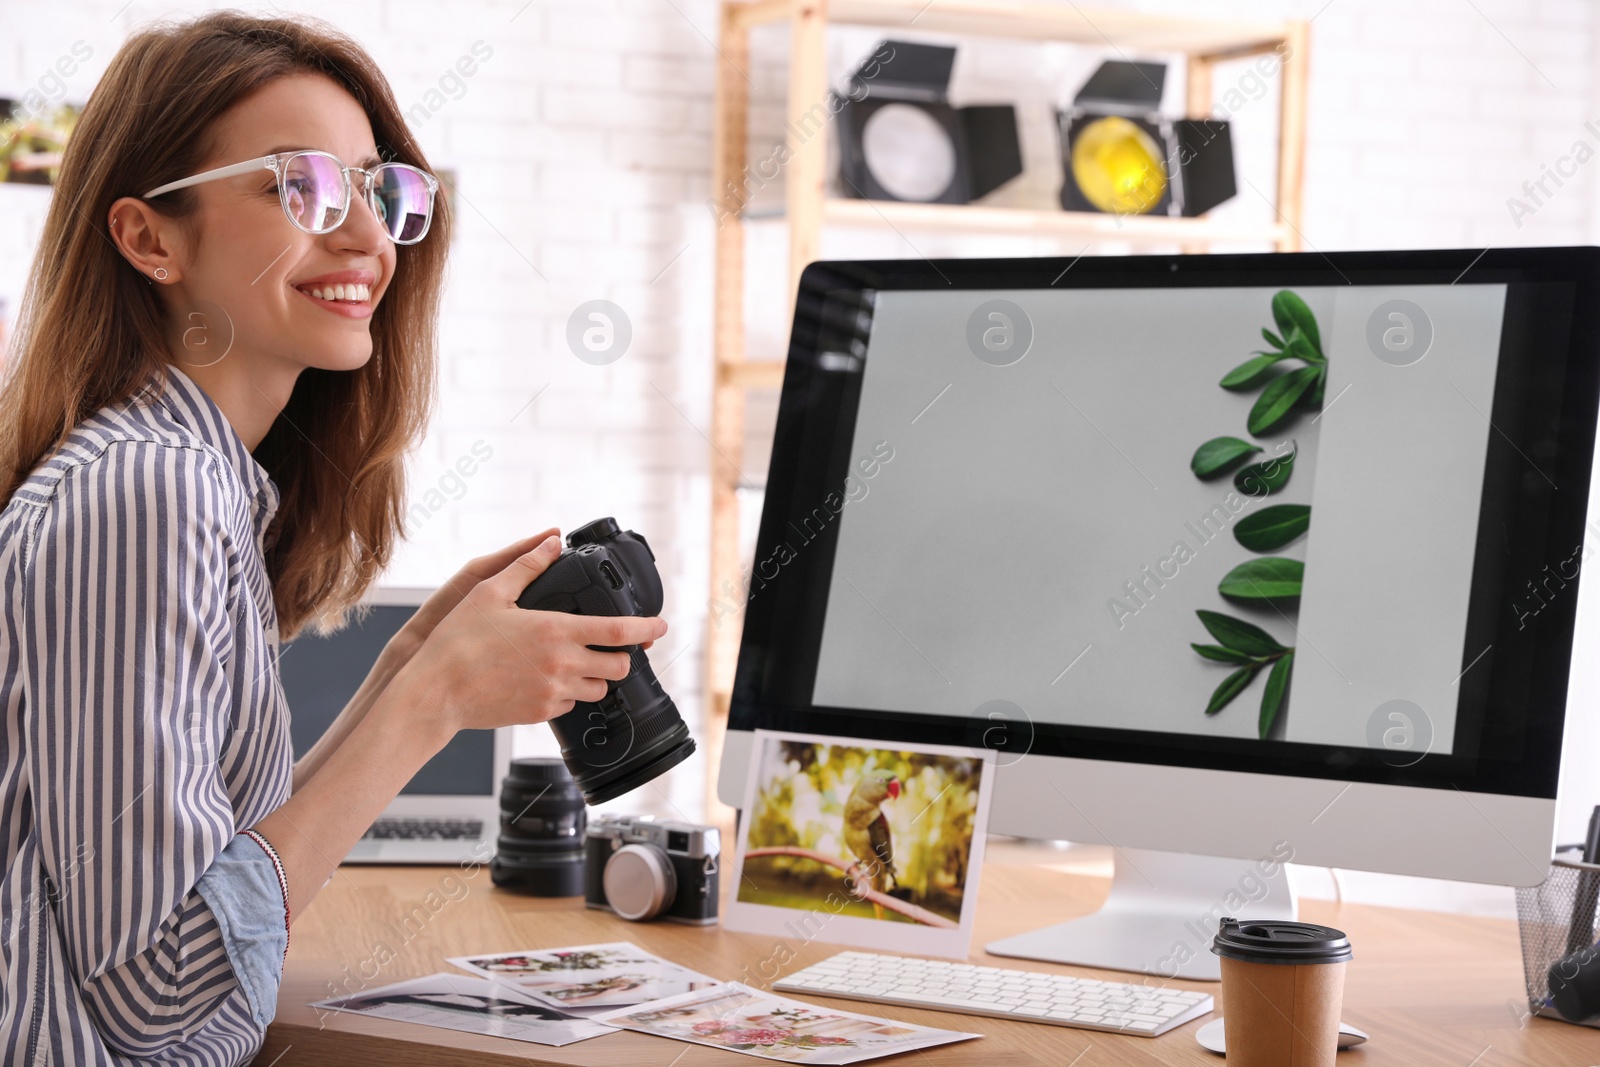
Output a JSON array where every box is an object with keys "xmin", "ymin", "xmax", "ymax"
[{"xmin": 141, "ymin": 150, "xmax": 439, "ymax": 245}]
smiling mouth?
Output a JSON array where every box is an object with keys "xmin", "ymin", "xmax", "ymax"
[{"xmin": 294, "ymin": 282, "xmax": 371, "ymax": 304}]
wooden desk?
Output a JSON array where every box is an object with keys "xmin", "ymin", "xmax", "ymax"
[{"xmin": 254, "ymin": 843, "xmax": 1597, "ymax": 1065}]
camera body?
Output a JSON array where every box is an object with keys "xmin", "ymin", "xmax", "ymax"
[
  {"xmin": 515, "ymin": 518, "xmax": 696, "ymax": 805},
  {"xmin": 584, "ymin": 813, "xmax": 719, "ymax": 925}
]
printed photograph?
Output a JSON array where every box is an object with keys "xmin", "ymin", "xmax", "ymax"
[
  {"xmin": 446, "ymin": 941, "xmax": 718, "ymax": 1010},
  {"xmin": 725, "ymin": 730, "xmax": 994, "ymax": 959},
  {"xmin": 592, "ymin": 981, "xmax": 980, "ymax": 1064},
  {"xmin": 309, "ymin": 972, "xmax": 615, "ymax": 1047},
  {"xmin": 739, "ymin": 736, "xmax": 984, "ymax": 924},
  {"xmin": 0, "ymin": 99, "xmax": 81, "ymax": 185}
]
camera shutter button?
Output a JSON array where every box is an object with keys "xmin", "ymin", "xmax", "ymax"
[
  {"xmin": 568, "ymin": 517, "xmax": 621, "ymax": 546},
  {"xmin": 603, "ymin": 843, "xmax": 677, "ymax": 920}
]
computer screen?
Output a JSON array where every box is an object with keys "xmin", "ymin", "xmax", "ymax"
[
  {"xmin": 279, "ymin": 600, "xmax": 495, "ymax": 797},
  {"xmin": 724, "ymin": 250, "xmax": 1600, "ymax": 807},
  {"xmin": 814, "ymin": 284, "xmax": 1495, "ymax": 751}
]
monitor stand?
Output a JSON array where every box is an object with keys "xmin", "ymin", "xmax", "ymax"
[{"xmin": 984, "ymin": 847, "xmax": 1297, "ymax": 981}]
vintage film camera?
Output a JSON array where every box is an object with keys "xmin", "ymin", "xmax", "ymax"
[{"xmin": 584, "ymin": 813, "xmax": 719, "ymax": 925}]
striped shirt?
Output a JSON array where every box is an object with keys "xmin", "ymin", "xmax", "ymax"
[{"xmin": 0, "ymin": 364, "xmax": 296, "ymax": 1064}]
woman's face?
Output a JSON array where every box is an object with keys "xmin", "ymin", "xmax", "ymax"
[{"xmin": 162, "ymin": 72, "xmax": 398, "ymax": 378}]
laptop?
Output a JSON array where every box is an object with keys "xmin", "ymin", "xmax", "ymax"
[{"xmin": 278, "ymin": 586, "xmax": 511, "ymax": 864}]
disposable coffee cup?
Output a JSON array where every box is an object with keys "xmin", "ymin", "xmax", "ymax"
[{"xmin": 1211, "ymin": 917, "xmax": 1352, "ymax": 1065}]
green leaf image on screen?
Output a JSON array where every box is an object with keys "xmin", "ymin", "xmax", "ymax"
[
  {"xmin": 1259, "ymin": 652, "xmax": 1294, "ymax": 738},
  {"xmin": 1187, "ymin": 290, "xmax": 1320, "ymax": 733},
  {"xmin": 1191, "ymin": 436, "xmax": 1262, "ymax": 479},
  {"xmin": 1206, "ymin": 664, "xmax": 1262, "ymax": 715},
  {"xmin": 1248, "ymin": 365, "xmax": 1322, "ymax": 435},
  {"xmin": 1192, "ymin": 610, "xmax": 1296, "ymax": 737},
  {"xmin": 1233, "ymin": 504, "xmax": 1310, "ymax": 551},
  {"xmin": 1272, "ymin": 290, "xmax": 1321, "ymax": 353},
  {"xmin": 1196, "ymin": 608, "xmax": 1285, "ymax": 656},
  {"xmin": 1191, "ymin": 643, "xmax": 1261, "ymax": 665},
  {"xmin": 1221, "ymin": 350, "xmax": 1298, "ymax": 390},
  {"xmin": 1219, "ymin": 557, "xmax": 1303, "ymax": 603},
  {"xmin": 1233, "ymin": 443, "xmax": 1296, "ymax": 496}
]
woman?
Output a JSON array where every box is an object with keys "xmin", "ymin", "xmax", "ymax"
[{"xmin": 0, "ymin": 13, "xmax": 664, "ymax": 1065}]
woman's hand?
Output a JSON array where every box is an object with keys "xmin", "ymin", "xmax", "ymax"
[
  {"xmin": 291, "ymin": 535, "xmax": 561, "ymax": 792},
  {"xmin": 384, "ymin": 527, "xmax": 656, "ymax": 668},
  {"xmin": 383, "ymin": 528, "xmax": 561, "ymax": 669},
  {"xmin": 395, "ymin": 534, "xmax": 668, "ymax": 736}
]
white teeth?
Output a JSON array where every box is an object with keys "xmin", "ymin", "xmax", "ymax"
[{"xmin": 300, "ymin": 283, "xmax": 370, "ymax": 302}]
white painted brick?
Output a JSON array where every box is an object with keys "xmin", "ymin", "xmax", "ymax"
[
  {"xmin": 539, "ymin": 162, "xmax": 685, "ymax": 205},
  {"xmin": 528, "ymin": 45, "xmax": 629, "ymax": 87},
  {"xmin": 623, "ymin": 54, "xmax": 715, "ymax": 96},
  {"xmin": 607, "ymin": 129, "xmax": 713, "ymax": 172},
  {"xmin": 449, "ymin": 117, "xmax": 606, "ymax": 164},
  {"xmin": 1536, "ymin": 0, "xmax": 1590, "ymax": 28},
  {"xmin": 544, "ymin": 7, "xmax": 709, "ymax": 56},
  {"xmin": 540, "ymin": 86, "xmax": 690, "ymax": 130},
  {"xmin": 1415, "ymin": 50, "xmax": 1531, "ymax": 87}
]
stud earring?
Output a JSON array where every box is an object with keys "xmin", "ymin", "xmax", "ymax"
[{"xmin": 154, "ymin": 267, "xmax": 169, "ymax": 281}]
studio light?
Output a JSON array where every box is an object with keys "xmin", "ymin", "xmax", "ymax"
[
  {"xmin": 1058, "ymin": 60, "xmax": 1236, "ymax": 218},
  {"xmin": 838, "ymin": 40, "xmax": 1023, "ymax": 205}
]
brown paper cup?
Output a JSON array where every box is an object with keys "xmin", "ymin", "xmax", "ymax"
[
  {"xmin": 1219, "ymin": 955, "xmax": 1346, "ymax": 1065},
  {"xmin": 1212, "ymin": 918, "xmax": 1352, "ymax": 1067}
]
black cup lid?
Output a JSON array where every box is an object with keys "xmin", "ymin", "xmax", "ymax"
[{"xmin": 1211, "ymin": 917, "xmax": 1353, "ymax": 965}]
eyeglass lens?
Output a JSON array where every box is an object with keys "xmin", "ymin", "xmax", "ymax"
[
  {"xmin": 283, "ymin": 153, "xmax": 346, "ymax": 233},
  {"xmin": 282, "ymin": 153, "xmax": 432, "ymax": 243},
  {"xmin": 373, "ymin": 165, "xmax": 432, "ymax": 243}
]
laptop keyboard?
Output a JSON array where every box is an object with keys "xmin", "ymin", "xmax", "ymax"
[{"xmin": 362, "ymin": 817, "xmax": 484, "ymax": 841}]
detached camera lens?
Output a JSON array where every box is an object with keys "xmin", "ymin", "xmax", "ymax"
[{"xmin": 490, "ymin": 758, "xmax": 587, "ymax": 896}]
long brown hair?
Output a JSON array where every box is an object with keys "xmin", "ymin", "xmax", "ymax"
[{"xmin": 0, "ymin": 11, "xmax": 450, "ymax": 639}]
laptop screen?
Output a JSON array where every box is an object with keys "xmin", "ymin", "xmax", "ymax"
[{"xmin": 279, "ymin": 600, "xmax": 496, "ymax": 797}]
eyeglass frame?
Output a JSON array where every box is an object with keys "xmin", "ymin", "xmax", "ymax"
[{"xmin": 140, "ymin": 150, "xmax": 440, "ymax": 245}]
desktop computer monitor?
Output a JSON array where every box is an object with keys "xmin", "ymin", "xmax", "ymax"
[{"xmin": 716, "ymin": 248, "xmax": 1600, "ymax": 979}]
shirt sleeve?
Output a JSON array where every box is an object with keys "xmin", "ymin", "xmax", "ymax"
[{"xmin": 20, "ymin": 439, "xmax": 290, "ymax": 1055}]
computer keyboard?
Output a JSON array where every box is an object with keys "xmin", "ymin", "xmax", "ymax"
[
  {"xmin": 774, "ymin": 951, "xmax": 1213, "ymax": 1037},
  {"xmin": 362, "ymin": 817, "xmax": 484, "ymax": 841}
]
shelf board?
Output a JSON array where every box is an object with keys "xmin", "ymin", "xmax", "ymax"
[
  {"xmin": 734, "ymin": 0, "xmax": 1291, "ymax": 56},
  {"xmin": 718, "ymin": 360, "xmax": 786, "ymax": 389},
  {"xmin": 799, "ymin": 197, "xmax": 1284, "ymax": 247}
]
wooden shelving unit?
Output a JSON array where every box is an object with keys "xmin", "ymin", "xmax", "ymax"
[{"xmin": 707, "ymin": 0, "xmax": 1309, "ymax": 802}]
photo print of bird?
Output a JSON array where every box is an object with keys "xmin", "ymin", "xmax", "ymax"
[{"xmin": 735, "ymin": 738, "xmax": 985, "ymax": 928}]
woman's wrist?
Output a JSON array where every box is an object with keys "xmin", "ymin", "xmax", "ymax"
[
  {"xmin": 371, "ymin": 628, "xmax": 422, "ymax": 689},
  {"xmin": 372, "ymin": 652, "xmax": 460, "ymax": 755}
]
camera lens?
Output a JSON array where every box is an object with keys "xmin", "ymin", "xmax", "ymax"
[
  {"xmin": 603, "ymin": 843, "xmax": 678, "ymax": 921},
  {"xmin": 548, "ymin": 647, "xmax": 697, "ymax": 806},
  {"xmin": 490, "ymin": 758, "xmax": 587, "ymax": 896}
]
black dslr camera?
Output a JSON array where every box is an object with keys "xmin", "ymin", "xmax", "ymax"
[
  {"xmin": 584, "ymin": 813, "xmax": 719, "ymax": 924},
  {"xmin": 515, "ymin": 518, "xmax": 695, "ymax": 805}
]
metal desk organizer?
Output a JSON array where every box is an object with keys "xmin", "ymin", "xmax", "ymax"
[{"xmin": 1515, "ymin": 852, "xmax": 1600, "ymax": 1026}]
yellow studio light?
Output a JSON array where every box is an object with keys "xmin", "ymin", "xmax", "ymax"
[{"xmin": 1070, "ymin": 115, "xmax": 1168, "ymax": 216}]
